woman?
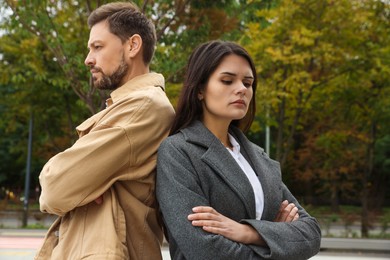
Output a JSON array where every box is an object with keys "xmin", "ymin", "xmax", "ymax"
[{"xmin": 156, "ymin": 41, "xmax": 321, "ymax": 260}]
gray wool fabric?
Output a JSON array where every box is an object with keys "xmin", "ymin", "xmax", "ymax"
[{"xmin": 156, "ymin": 120, "xmax": 321, "ymax": 260}]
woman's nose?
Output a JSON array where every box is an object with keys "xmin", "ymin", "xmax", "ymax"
[{"xmin": 237, "ymin": 83, "xmax": 247, "ymax": 96}]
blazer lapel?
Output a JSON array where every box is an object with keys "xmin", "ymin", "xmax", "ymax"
[
  {"xmin": 230, "ymin": 127, "xmax": 282, "ymax": 220},
  {"xmin": 182, "ymin": 121, "xmax": 257, "ymax": 219}
]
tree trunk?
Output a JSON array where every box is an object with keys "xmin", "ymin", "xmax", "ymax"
[
  {"xmin": 330, "ymin": 177, "xmax": 340, "ymax": 212},
  {"xmin": 361, "ymin": 121, "xmax": 376, "ymax": 238}
]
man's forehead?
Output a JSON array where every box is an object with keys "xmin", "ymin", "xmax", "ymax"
[{"xmin": 87, "ymin": 21, "xmax": 112, "ymax": 46}]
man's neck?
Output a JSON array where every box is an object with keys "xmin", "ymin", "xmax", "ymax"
[{"xmin": 121, "ymin": 66, "xmax": 150, "ymax": 85}]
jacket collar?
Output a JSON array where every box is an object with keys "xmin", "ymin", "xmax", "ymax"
[
  {"xmin": 180, "ymin": 120, "xmax": 216, "ymax": 148},
  {"xmin": 108, "ymin": 72, "xmax": 165, "ymax": 105},
  {"xmin": 181, "ymin": 121, "xmax": 257, "ymax": 219},
  {"xmin": 180, "ymin": 120, "xmax": 249, "ymax": 152},
  {"xmin": 180, "ymin": 120, "xmax": 278, "ymax": 220}
]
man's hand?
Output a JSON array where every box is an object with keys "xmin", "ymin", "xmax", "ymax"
[{"xmin": 95, "ymin": 195, "xmax": 103, "ymax": 205}]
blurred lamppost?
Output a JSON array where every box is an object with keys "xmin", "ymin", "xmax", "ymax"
[
  {"xmin": 265, "ymin": 106, "xmax": 270, "ymax": 156},
  {"xmin": 23, "ymin": 110, "xmax": 33, "ymax": 227}
]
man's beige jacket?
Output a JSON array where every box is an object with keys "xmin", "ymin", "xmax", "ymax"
[{"xmin": 35, "ymin": 73, "xmax": 175, "ymax": 259}]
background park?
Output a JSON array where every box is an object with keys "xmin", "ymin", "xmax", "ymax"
[{"xmin": 0, "ymin": 0, "xmax": 389, "ymax": 247}]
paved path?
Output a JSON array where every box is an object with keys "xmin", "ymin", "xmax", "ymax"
[{"xmin": 1, "ymin": 229, "xmax": 389, "ymax": 260}]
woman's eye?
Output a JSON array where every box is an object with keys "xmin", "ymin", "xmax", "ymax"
[
  {"xmin": 244, "ymin": 82, "xmax": 252, "ymax": 88},
  {"xmin": 222, "ymin": 80, "xmax": 232, "ymax": 85}
]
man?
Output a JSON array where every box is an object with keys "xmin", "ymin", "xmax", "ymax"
[{"xmin": 35, "ymin": 2, "xmax": 174, "ymax": 259}]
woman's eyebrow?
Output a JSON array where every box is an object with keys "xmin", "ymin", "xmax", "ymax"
[
  {"xmin": 220, "ymin": 71, "xmax": 236, "ymax": 76},
  {"xmin": 220, "ymin": 72, "xmax": 254, "ymax": 80}
]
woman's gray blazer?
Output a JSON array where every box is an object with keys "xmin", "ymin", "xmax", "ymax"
[{"xmin": 156, "ymin": 120, "xmax": 321, "ymax": 260}]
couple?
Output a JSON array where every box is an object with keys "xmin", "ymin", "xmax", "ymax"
[{"xmin": 35, "ymin": 2, "xmax": 321, "ymax": 260}]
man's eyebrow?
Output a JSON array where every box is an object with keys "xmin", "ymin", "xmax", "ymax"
[{"xmin": 87, "ymin": 40, "xmax": 103, "ymax": 48}]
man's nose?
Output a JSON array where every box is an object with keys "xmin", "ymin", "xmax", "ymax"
[{"xmin": 84, "ymin": 53, "xmax": 95, "ymax": 67}]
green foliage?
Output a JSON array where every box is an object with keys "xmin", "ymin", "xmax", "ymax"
[
  {"xmin": 0, "ymin": 0, "xmax": 389, "ymax": 221},
  {"xmin": 0, "ymin": 0, "xmax": 266, "ymax": 191},
  {"xmin": 244, "ymin": 0, "xmax": 390, "ymax": 211},
  {"xmin": 0, "ymin": 0, "xmax": 94, "ymax": 189},
  {"xmin": 150, "ymin": 0, "xmax": 263, "ymax": 83}
]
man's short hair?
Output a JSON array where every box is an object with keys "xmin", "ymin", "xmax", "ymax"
[{"xmin": 88, "ymin": 2, "xmax": 157, "ymax": 65}]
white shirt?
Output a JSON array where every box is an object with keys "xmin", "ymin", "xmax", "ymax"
[{"xmin": 226, "ymin": 134, "xmax": 264, "ymax": 220}]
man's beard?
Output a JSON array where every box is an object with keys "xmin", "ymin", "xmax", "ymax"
[{"xmin": 92, "ymin": 58, "xmax": 129, "ymax": 90}]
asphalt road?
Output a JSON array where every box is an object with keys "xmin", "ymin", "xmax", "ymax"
[
  {"xmin": 1, "ymin": 247, "xmax": 390, "ymax": 260},
  {"xmin": 1, "ymin": 229, "xmax": 389, "ymax": 260}
]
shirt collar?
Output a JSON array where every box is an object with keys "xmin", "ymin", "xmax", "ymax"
[{"xmin": 228, "ymin": 133, "xmax": 240, "ymax": 155}]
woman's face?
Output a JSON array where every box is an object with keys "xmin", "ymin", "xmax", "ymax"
[{"xmin": 200, "ymin": 54, "xmax": 254, "ymax": 127}]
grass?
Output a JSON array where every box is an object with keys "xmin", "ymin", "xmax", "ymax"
[
  {"xmin": 296, "ymin": 204, "xmax": 390, "ymax": 239},
  {"xmin": 3, "ymin": 201, "xmax": 40, "ymax": 211},
  {"xmin": 24, "ymin": 223, "xmax": 47, "ymax": 229},
  {"xmin": 2, "ymin": 200, "xmax": 390, "ymax": 237}
]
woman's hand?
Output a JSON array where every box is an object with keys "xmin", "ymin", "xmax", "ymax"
[
  {"xmin": 274, "ymin": 200, "xmax": 299, "ymax": 222},
  {"xmin": 188, "ymin": 201, "xmax": 299, "ymax": 246},
  {"xmin": 188, "ymin": 206, "xmax": 266, "ymax": 246}
]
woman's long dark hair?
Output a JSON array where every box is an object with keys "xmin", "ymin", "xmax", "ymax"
[{"xmin": 170, "ymin": 40, "xmax": 257, "ymax": 135}]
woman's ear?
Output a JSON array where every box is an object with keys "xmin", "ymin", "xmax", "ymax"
[
  {"xmin": 198, "ymin": 92, "xmax": 204, "ymax": 101},
  {"xmin": 127, "ymin": 34, "xmax": 142, "ymax": 58}
]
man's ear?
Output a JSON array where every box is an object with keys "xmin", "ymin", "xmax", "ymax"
[{"xmin": 127, "ymin": 34, "xmax": 142, "ymax": 58}]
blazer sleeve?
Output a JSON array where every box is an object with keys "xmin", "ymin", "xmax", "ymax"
[
  {"xmin": 156, "ymin": 138, "xmax": 263, "ymax": 260},
  {"xmin": 241, "ymin": 183, "xmax": 321, "ymax": 260}
]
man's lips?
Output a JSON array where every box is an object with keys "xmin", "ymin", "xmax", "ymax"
[{"xmin": 90, "ymin": 66, "xmax": 102, "ymax": 74}]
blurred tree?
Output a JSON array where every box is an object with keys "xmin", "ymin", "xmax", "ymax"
[
  {"xmin": 311, "ymin": 0, "xmax": 390, "ymax": 237},
  {"xmin": 0, "ymin": 20, "xmax": 82, "ymax": 190},
  {"xmin": 0, "ymin": 0, "xmax": 270, "ymax": 195},
  {"xmin": 4, "ymin": 0, "xmax": 104, "ymax": 114},
  {"xmin": 245, "ymin": 0, "xmax": 390, "ymax": 237},
  {"xmin": 244, "ymin": 0, "xmax": 359, "ymax": 169}
]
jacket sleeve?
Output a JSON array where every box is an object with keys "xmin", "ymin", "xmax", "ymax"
[
  {"xmin": 241, "ymin": 183, "xmax": 322, "ymax": 260},
  {"xmin": 39, "ymin": 89, "xmax": 174, "ymax": 216},
  {"xmin": 156, "ymin": 139, "xmax": 263, "ymax": 260}
]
